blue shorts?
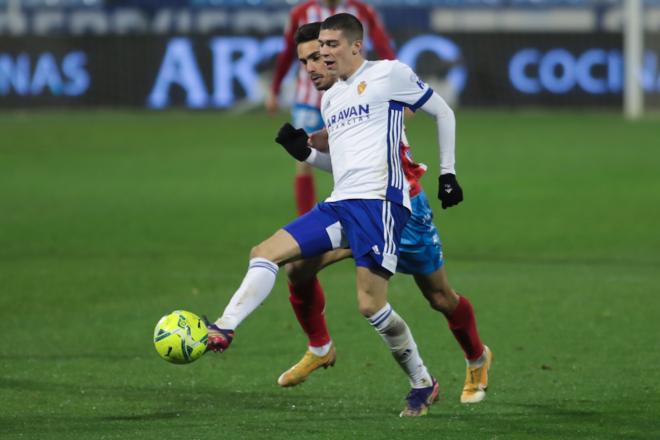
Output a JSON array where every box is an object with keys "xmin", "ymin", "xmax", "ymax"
[
  {"xmin": 284, "ymin": 199, "xmax": 411, "ymax": 275},
  {"xmin": 292, "ymin": 103, "xmax": 324, "ymax": 133},
  {"xmin": 397, "ymin": 190, "xmax": 444, "ymax": 275}
]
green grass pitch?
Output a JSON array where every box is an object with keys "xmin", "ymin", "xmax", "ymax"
[{"xmin": 1, "ymin": 110, "xmax": 659, "ymax": 439}]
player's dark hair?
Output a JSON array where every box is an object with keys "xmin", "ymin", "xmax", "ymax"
[
  {"xmin": 320, "ymin": 13, "xmax": 364, "ymax": 43},
  {"xmin": 294, "ymin": 22, "xmax": 321, "ymax": 46}
]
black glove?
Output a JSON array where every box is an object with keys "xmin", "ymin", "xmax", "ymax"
[
  {"xmin": 437, "ymin": 173, "xmax": 463, "ymax": 209},
  {"xmin": 275, "ymin": 123, "xmax": 311, "ymax": 161}
]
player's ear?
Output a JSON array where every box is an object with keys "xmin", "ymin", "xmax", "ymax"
[{"xmin": 352, "ymin": 39, "xmax": 363, "ymax": 55}]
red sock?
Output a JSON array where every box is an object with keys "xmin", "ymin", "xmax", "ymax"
[
  {"xmin": 447, "ymin": 295, "xmax": 485, "ymax": 361},
  {"xmin": 288, "ymin": 277, "xmax": 331, "ymax": 347},
  {"xmin": 294, "ymin": 174, "xmax": 316, "ymax": 216}
]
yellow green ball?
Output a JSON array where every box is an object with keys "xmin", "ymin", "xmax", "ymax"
[{"xmin": 154, "ymin": 310, "xmax": 208, "ymax": 364}]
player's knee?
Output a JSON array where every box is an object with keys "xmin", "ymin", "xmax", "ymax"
[
  {"xmin": 358, "ymin": 304, "xmax": 376, "ymax": 318},
  {"xmin": 424, "ymin": 289, "xmax": 452, "ymax": 315},
  {"xmin": 426, "ymin": 289, "xmax": 459, "ymax": 315},
  {"xmin": 249, "ymin": 243, "xmax": 274, "ymax": 260},
  {"xmin": 427, "ymin": 295, "xmax": 451, "ymax": 314},
  {"xmin": 248, "ymin": 245, "xmax": 262, "ymax": 259},
  {"xmin": 357, "ymin": 298, "xmax": 381, "ymax": 318},
  {"xmin": 284, "ymin": 261, "xmax": 314, "ymax": 285}
]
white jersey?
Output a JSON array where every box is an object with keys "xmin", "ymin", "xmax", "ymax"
[{"xmin": 321, "ymin": 60, "xmax": 433, "ymax": 210}]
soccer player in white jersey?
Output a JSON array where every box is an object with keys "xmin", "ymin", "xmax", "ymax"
[
  {"xmin": 267, "ymin": 0, "xmax": 395, "ymax": 216},
  {"xmin": 274, "ymin": 21, "xmax": 492, "ymax": 407},
  {"xmin": 205, "ymin": 13, "xmax": 458, "ymax": 417}
]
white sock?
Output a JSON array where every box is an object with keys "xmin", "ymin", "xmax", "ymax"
[
  {"xmin": 309, "ymin": 341, "xmax": 332, "ymax": 357},
  {"xmin": 216, "ymin": 257, "xmax": 279, "ymax": 330},
  {"xmin": 367, "ymin": 303, "xmax": 433, "ymax": 389}
]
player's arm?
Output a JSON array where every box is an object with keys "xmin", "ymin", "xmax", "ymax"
[
  {"xmin": 387, "ymin": 61, "xmax": 463, "ymax": 209},
  {"xmin": 418, "ymin": 93, "xmax": 463, "ymax": 209},
  {"xmin": 306, "ymin": 148, "xmax": 332, "ymax": 172},
  {"xmin": 268, "ymin": 11, "xmax": 300, "ymax": 112},
  {"xmin": 275, "ymin": 123, "xmax": 332, "ymax": 172}
]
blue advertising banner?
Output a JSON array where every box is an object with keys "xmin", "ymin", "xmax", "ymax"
[{"xmin": 1, "ymin": 33, "xmax": 659, "ymax": 109}]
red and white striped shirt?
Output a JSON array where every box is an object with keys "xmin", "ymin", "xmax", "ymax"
[{"xmin": 271, "ymin": 0, "xmax": 395, "ymax": 109}]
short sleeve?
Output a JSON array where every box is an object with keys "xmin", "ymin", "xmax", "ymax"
[{"xmin": 386, "ymin": 61, "xmax": 434, "ymax": 111}]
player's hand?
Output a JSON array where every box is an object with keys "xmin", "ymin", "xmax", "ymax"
[
  {"xmin": 275, "ymin": 123, "xmax": 311, "ymax": 161},
  {"xmin": 437, "ymin": 174, "xmax": 463, "ymax": 209}
]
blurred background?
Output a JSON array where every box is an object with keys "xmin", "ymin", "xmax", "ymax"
[{"xmin": 1, "ymin": 0, "xmax": 659, "ymax": 113}]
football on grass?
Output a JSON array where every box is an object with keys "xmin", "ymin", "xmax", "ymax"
[{"xmin": 153, "ymin": 310, "xmax": 208, "ymax": 364}]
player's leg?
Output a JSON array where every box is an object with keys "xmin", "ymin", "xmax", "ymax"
[
  {"xmin": 294, "ymin": 162, "xmax": 316, "ymax": 216},
  {"xmin": 342, "ymin": 199, "xmax": 437, "ymax": 416},
  {"xmin": 283, "ymin": 106, "xmax": 325, "ymax": 374},
  {"xmin": 206, "ymin": 228, "xmax": 303, "ymax": 352},
  {"xmin": 278, "ymin": 249, "xmax": 352, "ymax": 387},
  {"xmin": 286, "ymin": 249, "xmax": 352, "ymax": 350},
  {"xmin": 355, "ymin": 266, "xmax": 438, "ymax": 417},
  {"xmin": 413, "ymin": 268, "xmax": 484, "ymax": 358},
  {"xmin": 413, "ymin": 269, "xmax": 492, "ymax": 403},
  {"xmin": 400, "ymin": 190, "xmax": 491, "ymax": 403},
  {"xmin": 287, "ymin": 256, "xmax": 332, "ymax": 354},
  {"xmin": 208, "ymin": 204, "xmax": 342, "ymax": 353}
]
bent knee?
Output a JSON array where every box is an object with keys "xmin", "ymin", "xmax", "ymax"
[
  {"xmin": 285, "ymin": 261, "xmax": 315, "ymax": 285},
  {"xmin": 358, "ymin": 304, "xmax": 377, "ymax": 318},
  {"xmin": 357, "ymin": 299, "xmax": 384, "ymax": 318},
  {"xmin": 426, "ymin": 290, "xmax": 459, "ymax": 315},
  {"xmin": 248, "ymin": 245, "xmax": 264, "ymax": 260},
  {"xmin": 249, "ymin": 241, "xmax": 281, "ymax": 261}
]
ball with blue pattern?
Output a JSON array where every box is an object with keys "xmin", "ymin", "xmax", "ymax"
[{"xmin": 154, "ymin": 310, "xmax": 208, "ymax": 364}]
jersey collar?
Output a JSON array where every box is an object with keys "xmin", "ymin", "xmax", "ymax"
[{"xmin": 344, "ymin": 60, "xmax": 368, "ymax": 84}]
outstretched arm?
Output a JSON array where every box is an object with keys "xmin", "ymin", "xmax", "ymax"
[
  {"xmin": 420, "ymin": 93, "xmax": 463, "ymax": 209},
  {"xmin": 386, "ymin": 60, "xmax": 463, "ymax": 208},
  {"xmin": 268, "ymin": 10, "xmax": 300, "ymax": 113},
  {"xmin": 420, "ymin": 93, "xmax": 455, "ymax": 176}
]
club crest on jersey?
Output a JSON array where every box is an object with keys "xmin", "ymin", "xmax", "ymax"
[{"xmin": 357, "ymin": 81, "xmax": 367, "ymax": 95}]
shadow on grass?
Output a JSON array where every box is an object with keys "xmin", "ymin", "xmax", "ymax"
[
  {"xmin": 3, "ymin": 377, "xmax": 655, "ymax": 439},
  {"xmin": 423, "ymin": 399, "xmax": 656, "ymax": 439},
  {"xmin": 451, "ymin": 253, "xmax": 660, "ymax": 269},
  {"xmin": 100, "ymin": 411, "xmax": 187, "ymax": 422},
  {"xmin": 2, "ymin": 394, "xmax": 654, "ymax": 440},
  {"xmin": 0, "ymin": 352, "xmax": 148, "ymax": 362},
  {"xmin": 489, "ymin": 400, "xmax": 601, "ymax": 417}
]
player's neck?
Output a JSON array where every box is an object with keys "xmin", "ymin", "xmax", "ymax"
[{"xmin": 340, "ymin": 58, "xmax": 366, "ymax": 81}]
